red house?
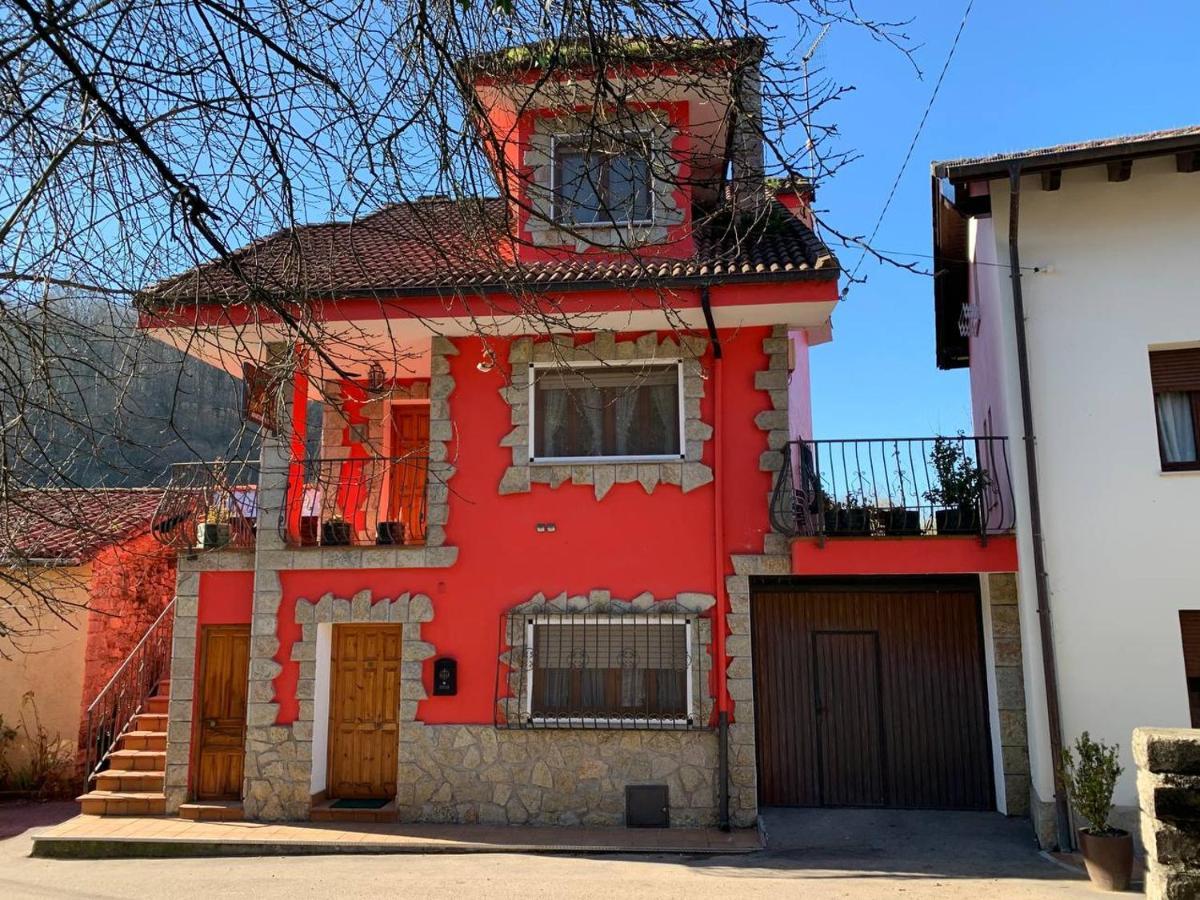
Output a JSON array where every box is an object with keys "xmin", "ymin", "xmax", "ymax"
[{"xmin": 81, "ymin": 39, "xmax": 1025, "ymax": 831}]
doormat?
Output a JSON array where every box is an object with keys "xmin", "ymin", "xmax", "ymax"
[{"xmin": 329, "ymin": 798, "xmax": 389, "ymax": 810}]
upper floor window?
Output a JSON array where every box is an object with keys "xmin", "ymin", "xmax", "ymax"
[
  {"xmin": 1150, "ymin": 348, "xmax": 1200, "ymax": 471},
  {"xmin": 552, "ymin": 137, "xmax": 653, "ymax": 226},
  {"xmin": 530, "ymin": 361, "xmax": 682, "ymax": 462}
]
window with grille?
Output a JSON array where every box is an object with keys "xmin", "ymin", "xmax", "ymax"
[
  {"xmin": 530, "ymin": 362, "xmax": 682, "ymax": 462},
  {"xmin": 552, "ymin": 137, "xmax": 653, "ymax": 226},
  {"xmin": 513, "ymin": 616, "xmax": 694, "ymax": 728},
  {"xmin": 1150, "ymin": 348, "xmax": 1200, "ymax": 471}
]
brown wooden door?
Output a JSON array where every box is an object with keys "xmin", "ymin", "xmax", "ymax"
[
  {"xmin": 390, "ymin": 405, "xmax": 429, "ymax": 542},
  {"xmin": 813, "ymin": 632, "xmax": 885, "ymax": 807},
  {"xmin": 195, "ymin": 625, "xmax": 250, "ymax": 801},
  {"xmin": 753, "ymin": 580, "xmax": 994, "ymax": 810},
  {"xmin": 328, "ymin": 624, "xmax": 402, "ymax": 799}
]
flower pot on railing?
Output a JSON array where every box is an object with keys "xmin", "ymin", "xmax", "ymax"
[
  {"xmin": 199, "ymin": 521, "xmax": 230, "ymax": 549},
  {"xmin": 376, "ymin": 521, "xmax": 405, "ymax": 545},
  {"xmin": 880, "ymin": 508, "xmax": 922, "ymax": 536},
  {"xmin": 322, "ymin": 518, "xmax": 352, "ymax": 546},
  {"xmin": 299, "ymin": 516, "xmax": 320, "ymax": 546},
  {"xmin": 822, "ymin": 506, "xmax": 872, "ymax": 536},
  {"xmin": 934, "ymin": 505, "xmax": 982, "ymax": 535}
]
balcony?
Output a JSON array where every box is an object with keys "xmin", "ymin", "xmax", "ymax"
[
  {"xmin": 770, "ymin": 436, "xmax": 1015, "ymax": 543},
  {"xmin": 152, "ymin": 460, "xmax": 260, "ymax": 551},
  {"xmin": 280, "ymin": 454, "xmax": 429, "ymax": 548}
]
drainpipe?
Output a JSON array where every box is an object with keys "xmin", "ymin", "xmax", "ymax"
[
  {"xmin": 1006, "ymin": 164, "xmax": 1072, "ymax": 851},
  {"xmin": 703, "ymin": 286, "xmax": 731, "ymax": 832}
]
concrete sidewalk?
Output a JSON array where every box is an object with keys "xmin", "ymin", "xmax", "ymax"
[{"xmin": 30, "ymin": 814, "xmax": 762, "ymax": 858}]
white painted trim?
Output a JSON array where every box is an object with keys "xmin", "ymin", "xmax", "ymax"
[
  {"xmin": 309, "ymin": 622, "xmax": 333, "ymax": 796},
  {"xmin": 978, "ymin": 575, "xmax": 1008, "ymax": 815},
  {"xmin": 527, "ymin": 358, "xmax": 686, "ymax": 463},
  {"xmin": 520, "ymin": 615, "xmax": 695, "ymax": 727}
]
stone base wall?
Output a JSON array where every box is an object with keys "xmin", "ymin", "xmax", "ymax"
[
  {"xmin": 1135, "ymin": 727, "xmax": 1200, "ymax": 900},
  {"xmin": 397, "ymin": 725, "xmax": 718, "ymax": 827},
  {"xmin": 985, "ymin": 572, "xmax": 1031, "ymax": 816}
]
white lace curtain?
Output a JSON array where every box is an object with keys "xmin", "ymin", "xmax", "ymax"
[{"xmin": 1157, "ymin": 392, "xmax": 1198, "ymax": 463}]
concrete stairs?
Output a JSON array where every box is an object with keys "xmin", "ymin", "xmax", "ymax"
[{"xmin": 77, "ymin": 680, "xmax": 170, "ymax": 816}]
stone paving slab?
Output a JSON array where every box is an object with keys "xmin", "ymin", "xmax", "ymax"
[{"xmin": 30, "ymin": 815, "xmax": 762, "ymax": 859}]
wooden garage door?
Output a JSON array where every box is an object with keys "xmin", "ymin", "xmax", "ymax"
[{"xmin": 753, "ymin": 581, "xmax": 994, "ymax": 810}]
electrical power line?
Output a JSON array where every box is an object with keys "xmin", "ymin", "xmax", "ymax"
[{"xmin": 847, "ymin": 0, "xmax": 976, "ymax": 291}]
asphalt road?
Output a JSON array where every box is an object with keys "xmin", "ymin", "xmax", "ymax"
[{"xmin": 0, "ymin": 806, "xmax": 1104, "ymax": 900}]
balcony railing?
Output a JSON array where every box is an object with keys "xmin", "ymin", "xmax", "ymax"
[
  {"xmin": 152, "ymin": 460, "xmax": 260, "ymax": 551},
  {"xmin": 770, "ymin": 436, "xmax": 1015, "ymax": 541},
  {"xmin": 280, "ymin": 454, "xmax": 429, "ymax": 547}
]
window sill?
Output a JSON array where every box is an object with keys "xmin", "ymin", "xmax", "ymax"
[
  {"xmin": 529, "ymin": 455, "xmax": 684, "ymax": 466},
  {"xmin": 1159, "ymin": 467, "xmax": 1200, "ymax": 476},
  {"xmin": 523, "ymin": 716, "xmax": 695, "ymax": 730},
  {"xmin": 550, "ymin": 219, "xmax": 656, "ymax": 230}
]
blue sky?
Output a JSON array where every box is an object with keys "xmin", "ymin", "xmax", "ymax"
[{"xmin": 806, "ymin": 1, "xmax": 1198, "ymax": 439}]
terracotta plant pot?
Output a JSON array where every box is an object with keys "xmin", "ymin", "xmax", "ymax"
[{"xmin": 1078, "ymin": 828, "xmax": 1134, "ymax": 892}]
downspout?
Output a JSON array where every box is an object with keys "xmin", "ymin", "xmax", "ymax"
[
  {"xmin": 1006, "ymin": 164, "xmax": 1072, "ymax": 850},
  {"xmin": 702, "ymin": 284, "xmax": 730, "ymax": 831}
]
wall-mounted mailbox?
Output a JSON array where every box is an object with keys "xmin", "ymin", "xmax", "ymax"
[{"xmin": 433, "ymin": 657, "xmax": 457, "ymax": 696}]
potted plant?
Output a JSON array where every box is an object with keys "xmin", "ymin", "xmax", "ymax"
[
  {"xmin": 821, "ymin": 491, "xmax": 872, "ymax": 536},
  {"xmin": 879, "ymin": 447, "xmax": 921, "ymax": 535},
  {"xmin": 1060, "ymin": 732, "xmax": 1133, "ymax": 892},
  {"xmin": 321, "ymin": 513, "xmax": 352, "ymax": 546},
  {"xmin": 376, "ymin": 521, "xmax": 405, "ymax": 545},
  {"xmin": 924, "ymin": 436, "xmax": 990, "ymax": 535},
  {"xmin": 199, "ymin": 506, "xmax": 230, "ymax": 549}
]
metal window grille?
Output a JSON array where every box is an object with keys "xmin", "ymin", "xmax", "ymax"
[{"xmin": 496, "ymin": 610, "xmax": 703, "ymax": 731}]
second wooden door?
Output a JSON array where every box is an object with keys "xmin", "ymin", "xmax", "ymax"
[
  {"xmin": 195, "ymin": 625, "xmax": 250, "ymax": 801},
  {"xmin": 328, "ymin": 624, "xmax": 402, "ymax": 799},
  {"xmin": 390, "ymin": 405, "xmax": 429, "ymax": 543}
]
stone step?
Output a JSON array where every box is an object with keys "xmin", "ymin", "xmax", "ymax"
[
  {"xmin": 179, "ymin": 801, "xmax": 244, "ymax": 822},
  {"xmin": 77, "ymin": 790, "xmax": 166, "ymax": 816},
  {"xmin": 118, "ymin": 731, "xmax": 166, "ymax": 753},
  {"xmin": 133, "ymin": 712, "xmax": 168, "ymax": 732},
  {"xmin": 309, "ymin": 800, "xmax": 397, "ymax": 824},
  {"xmin": 145, "ymin": 696, "xmax": 169, "ymax": 715},
  {"xmin": 106, "ymin": 749, "xmax": 166, "ymax": 771},
  {"xmin": 94, "ymin": 770, "xmax": 164, "ymax": 793}
]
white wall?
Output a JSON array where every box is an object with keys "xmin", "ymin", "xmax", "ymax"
[{"xmin": 970, "ymin": 154, "xmax": 1200, "ymax": 811}]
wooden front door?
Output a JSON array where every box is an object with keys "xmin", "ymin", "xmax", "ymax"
[
  {"xmin": 813, "ymin": 632, "xmax": 885, "ymax": 807},
  {"xmin": 195, "ymin": 625, "xmax": 250, "ymax": 801},
  {"xmin": 390, "ymin": 405, "xmax": 429, "ymax": 543},
  {"xmin": 328, "ymin": 624, "xmax": 402, "ymax": 799}
]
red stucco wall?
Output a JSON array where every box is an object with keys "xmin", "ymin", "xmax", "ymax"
[
  {"xmin": 189, "ymin": 328, "xmax": 777, "ymax": 728},
  {"xmin": 79, "ymin": 533, "xmax": 176, "ymax": 716}
]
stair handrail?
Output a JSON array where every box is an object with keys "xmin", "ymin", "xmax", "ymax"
[{"xmin": 83, "ymin": 597, "xmax": 176, "ymax": 784}]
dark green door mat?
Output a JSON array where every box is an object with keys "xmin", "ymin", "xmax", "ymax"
[{"xmin": 329, "ymin": 798, "xmax": 389, "ymax": 810}]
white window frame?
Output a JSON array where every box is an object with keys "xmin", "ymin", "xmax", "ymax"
[
  {"xmin": 548, "ymin": 131, "xmax": 658, "ymax": 228},
  {"xmin": 522, "ymin": 614, "xmax": 695, "ymax": 728},
  {"xmin": 527, "ymin": 358, "xmax": 687, "ymax": 465}
]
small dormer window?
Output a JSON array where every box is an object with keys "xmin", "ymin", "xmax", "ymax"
[{"xmin": 552, "ymin": 137, "xmax": 653, "ymax": 226}]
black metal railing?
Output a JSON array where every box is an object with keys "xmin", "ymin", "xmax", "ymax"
[
  {"xmin": 152, "ymin": 460, "xmax": 260, "ymax": 551},
  {"xmin": 771, "ymin": 436, "xmax": 1015, "ymax": 541},
  {"xmin": 83, "ymin": 598, "xmax": 175, "ymax": 783},
  {"xmin": 280, "ymin": 454, "xmax": 429, "ymax": 547},
  {"xmin": 495, "ymin": 608, "xmax": 703, "ymax": 731}
]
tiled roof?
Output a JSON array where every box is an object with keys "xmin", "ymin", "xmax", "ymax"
[
  {"xmin": 144, "ymin": 197, "xmax": 838, "ymax": 305},
  {"xmin": 0, "ymin": 489, "xmax": 167, "ymax": 565},
  {"xmin": 933, "ymin": 125, "xmax": 1200, "ymax": 179}
]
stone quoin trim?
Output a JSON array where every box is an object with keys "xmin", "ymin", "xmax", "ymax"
[
  {"xmin": 496, "ymin": 589, "xmax": 716, "ymax": 728},
  {"xmin": 163, "ymin": 549, "xmax": 256, "ymax": 813},
  {"xmin": 522, "ymin": 110, "xmax": 685, "ymax": 251},
  {"xmin": 498, "ymin": 332, "xmax": 714, "ymax": 498},
  {"xmin": 720, "ymin": 324, "xmax": 795, "ymax": 829}
]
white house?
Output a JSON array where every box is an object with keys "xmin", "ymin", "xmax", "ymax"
[{"xmin": 931, "ymin": 125, "xmax": 1200, "ymax": 849}]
